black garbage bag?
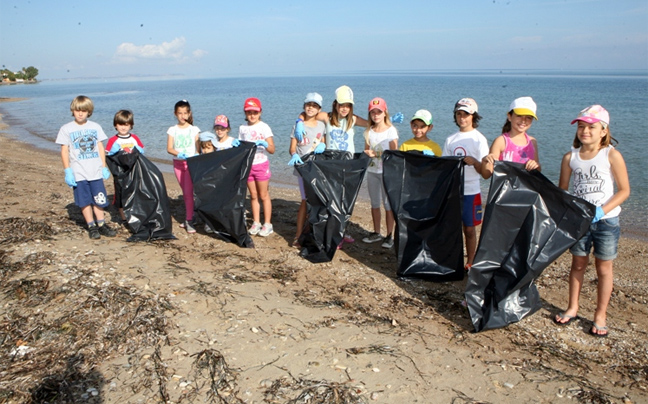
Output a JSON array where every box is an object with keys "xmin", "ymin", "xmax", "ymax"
[
  {"xmin": 106, "ymin": 150, "xmax": 175, "ymax": 242},
  {"xmin": 295, "ymin": 150, "xmax": 370, "ymax": 263},
  {"xmin": 465, "ymin": 162, "xmax": 595, "ymax": 332},
  {"xmin": 186, "ymin": 142, "xmax": 255, "ymax": 248},
  {"xmin": 382, "ymin": 151, "xmax": 465, "ymax": 281}
]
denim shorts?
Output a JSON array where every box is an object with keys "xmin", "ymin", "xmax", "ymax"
[{"xmin": 570, "ymin": 216, "xmax": 620, "ymax": 260}]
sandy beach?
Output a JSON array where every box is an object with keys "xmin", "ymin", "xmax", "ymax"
[{"xmin": 1, "ymin": 102, "xmax": 647, "ymax": 403}]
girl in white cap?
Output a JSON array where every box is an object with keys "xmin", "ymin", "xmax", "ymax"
[
  {"xmin": 554, "ymin": 105, "xmax": 630, "ymax": 338},
  {"xmin": 481, "ymin": 96, "xmax": 540, "ymax": 179}
]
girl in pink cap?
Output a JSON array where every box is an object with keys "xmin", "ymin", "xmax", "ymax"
[
  {"xmin": 554, "ymin": 105, "xmax": 630, "ymax": 338},
  {"xmin": 238, "ymin": 98, "xmax": 276, "ymax": 237},
  {"xmin": 362, "ymin": 97, "xmax": 399, "ymax": 248}
]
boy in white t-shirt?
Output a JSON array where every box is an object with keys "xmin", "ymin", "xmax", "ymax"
[{"xmin": 442, "ymin": 98, "xmax": 489, "ymax": 271}]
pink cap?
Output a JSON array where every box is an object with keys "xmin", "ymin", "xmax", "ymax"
[
  {"xmin": 571, "ymin": 105, "xmax": 610, "ymax": 126},
  {"xmin": 244, "ymin": 97, "xmax": 262, "ymax": 111},
  {"xmin": 214, "ymin": 114, "xmax": 229, "ymax": 128},
  {"xmin": 368, "ymin": 97, "xmax": 387, "ymax": 112}
]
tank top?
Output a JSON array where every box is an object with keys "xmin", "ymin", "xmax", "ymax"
[
  {"xmin": 325, "ymin": 117, "xmax": 356, "ymax": 154},
  {"xmin": 569, "ymin": 145, "xmax": 620, "ymax": 218},
  {"xmin": 499, "ymin": 133, "xmax": 535, "ymax": 163}
]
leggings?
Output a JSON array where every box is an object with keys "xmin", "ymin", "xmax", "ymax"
[{"xmin": 173, "ymin": 159, "xmax": 194, "ymax": 221}]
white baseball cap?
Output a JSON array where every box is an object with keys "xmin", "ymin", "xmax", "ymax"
[{"xmin": 510, "ymin": 96, "xmax": 538, "ymax": 120}]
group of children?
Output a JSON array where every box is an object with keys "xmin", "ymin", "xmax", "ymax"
[{"xmin": 58, "ymin": 88, "xmax": 629, "ymax": 338}]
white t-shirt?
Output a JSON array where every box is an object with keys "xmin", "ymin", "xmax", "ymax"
[
  {"xmin": 56, "ymin": 120, "xmax": 107, "ymax": 181},
  {"xmin": 442, "ymin": 129, "xmax": 489, "ymax": 195},
  {"xmin": 239, "ymin": 121, "xmax": 274, "ymax": 165},
  {"xmin": 214, "ymin": 136, "xmax": 236, "ymax": 151},
  {"xmin": 366, "ymin": 126, "xmax": 398, "ymax": 174},
  {"xmin": 167, "ymin": 124, "xmax": 200, "ymax": 159}
]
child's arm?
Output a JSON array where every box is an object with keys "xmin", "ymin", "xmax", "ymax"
[
  {"xmin": 354, "ymin": 115, "xmax": 369, "ymax": 128},
  {"xmin": 98, "ymin": 141, "xmax": 108, "ymax": 168},
  {"xmin": 289, "ymin": 138, "xmax": 298, "ymax": 155},
  {"xmin": 298, "ymin": 111, "xmax": 329, "ymax": 122},
  {"xmin": 481, "ymin": 135, "xmax": 505, "ymax": 179},
  {"xmin": 602, "ymin": 148, "xmax": 631, "ymax": 214},
  {"xmin": 525, "ymin": 137, "xmax": 541, "ymax": 172},
  {"xmin": 363, "ymin": 140, "xmax": 375, "ymax": 157},
  {"xmin": 61, "ymin": 145, "xmax": 71, "ymax": 169},
  {"xmin": 388, "ymin": 139, "xmax": 398, "ymax": 151},
  {"xmin": 265, "ymin": 136, "xmax": 276, "ymax": 154},
  {"xmin": 558, "ymin": 152, "xmax": 572, "ymax": 191},
  {"xmin": 167, "ymin": 135, "xmax": 179, "ymax": 157}
]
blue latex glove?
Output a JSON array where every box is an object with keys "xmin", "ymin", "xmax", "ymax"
[
  {"xmin": 64, "ymin": 168, "xmax": 77, "ymax": 188},
  {"xmin": 102, "ymin": 167, "xmax": 111, "ymax": 180},
  {"xmin": 134, "ymin": 145, "xmax": 144, "ymax": 154},
  {"xmin": 288, "ymin": 153, "xmax": 303, "ymax": 166},
  {"xmin": 422, "ymin": 149, "xmax": 435, "ymax": 156},
  {"xmin": 176, "ymin": 152, "xmax": 188, "ymax": 160},
  {"xmin": 232, "ymin": 139, "xmax": 241, "ymax": 147},
  {"xmin": 255, "ymin": 140, "xmax": 269, "ymax": 148},
  {"xmin": 592, "ymin": 206, "xmax": 605, "ymax": 223},
  {"xmin": 313, "ymin": 142, "xmax": 326, "ymax": 154},
  {"xmin": 390, "ymin": 112, "xmax": 404, "ymax": 124},
  {"xmin": 294, "ymin": 119, "xmax": 305, "ymax": 143},
  {"xmin": 108, "ymin": 143, "xmax": 121, "ymax": 156}
]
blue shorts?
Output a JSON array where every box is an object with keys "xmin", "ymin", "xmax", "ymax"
[
  {"xmin": 462, "ymin": 193, "xmax": 483, "ymax": 227},
  {"xmin": 73, "ymin": 179, "xmax": 110, "ymax": 209},
  {"xmin": 570, "ymin": 216, "xmax": 620, "ymax": 260}
]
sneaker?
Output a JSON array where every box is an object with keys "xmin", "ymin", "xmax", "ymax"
[
  {"xmin": 343, "ymin": 234, "xmax": 355, "ymax": 243},
  {"xmin": 97, "ymin": 223, "xmax": 117, "ymax": 237},
  {"xmin": 249, "ymin": 222, "xmax": 262, "ymax": 235},
  {"xmin": 381, "ymin": 234, "xmax": 394, "ymax": 249},
  {"xmin": 362, "ymin": 232, "xmax": 382, "ymax": 244},
  {"xmin": 205, "ymin": 223, "xmax": 214, "ymax": 234},
  {"xmin": 184, "ymin": 220, "xmax": 196, "ymax": 234},
  {"xmin": 88, "ymin": 226, "xmax": 100, "ymax": 240},
  {"xmin": 258, "ymin": 223, "xmax": 274, "ymax": 237}
]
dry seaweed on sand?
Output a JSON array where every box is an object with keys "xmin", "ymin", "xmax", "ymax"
[
  {"xmin": 0, "ymin": 217, "xmax": 55, "ymax": 245},
  {"xmin": 188, "ymin": 348, "xmax": 244, "ymax": 403},
  {"xmin": 263, "ymin": 374, "xmax": 367, "ymax": 404}
]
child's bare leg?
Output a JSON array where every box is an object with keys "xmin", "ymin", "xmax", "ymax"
[
  {"xmin": 555, "ymin": 255, "xmax": 588, "ymax": 323},
  {"xmin": 463, "ymin": 225, "xmax": 477, "ymax": 266},
  {"xmin": 80, "ymin": 205, "xmax": 95, "ymax": 224},
  {"xmin": 256, "ymin": 180, "xmax": 271, "ymax": 224},
  {"xmin": 385, "ymin": 209, "xmax": 395, "ymax": 236},
  {"xmin": 592, "ymin": 258, "xmax": 613, "ymax": 333},
  {"xmin": 296, "ymin": 200, "xmax": 307, "ymax": 240},
  {"xmin": 92, "ymin": 205, "xmax": 105, "ymax": 222},
  {"xmin": 119, "ymin": 208, "xmax": 126, "ymax": 221},
  {"xmin": 370, "ymin": 208, "xmax": 381, "ymax": 234},
  {"xmin": 247, "ymin": 182, "xmax": 260, "ymax": 223}
]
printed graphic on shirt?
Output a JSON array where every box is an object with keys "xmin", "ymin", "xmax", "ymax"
[
  {"xmin": 573, "ymin": 165, "xmax": 605, "ymax": 204},
  {"xmin": 328, "ymin": 128, "xmax": 349, "ymax": 151},
  {"xmin": 71, "ymin": 129, "xmax": 99, "ymax": 160},
  {"xmin": 451, "ymin": 146, "xmax": 468, "ymax": 157}
]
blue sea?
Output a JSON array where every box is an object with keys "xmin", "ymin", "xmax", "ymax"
[{"xmin": 1, "ymin": 71, "xmax": 646, "ymax": 237}]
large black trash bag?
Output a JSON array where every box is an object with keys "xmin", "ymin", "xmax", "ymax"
[
  {"xmin": 186, "ymin": 142, "xmax": 255, "ymax": 248},
  {"xmin": 465, "ymin": 162, "xmax": 595, "ymax": 332},
  {"xmin": 382, "ymin": 151, "xmax": 465, "ymax": 281},
  {"xmin": 295, "ymin": 150, "xmax": 370, "ymax": 263},
  {"xmin": 106, "ymin": 150, "xmax": 176, "ymax": 242}
]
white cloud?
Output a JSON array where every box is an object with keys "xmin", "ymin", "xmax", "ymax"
[
  {"xmin": 192, "ymin": 49, "xmax": 208, "ymax": 58},
  {"xmin": 114, "ymin": 37, "xmax": 199, "ymax": 63}
]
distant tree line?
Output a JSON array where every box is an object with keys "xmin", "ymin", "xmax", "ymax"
[{"xmin": 1, "ymin": 66, "xmax": 39, "ymax": 82}]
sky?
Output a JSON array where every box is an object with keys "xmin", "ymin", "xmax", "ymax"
[{"xmin": 1, "ymin": 0, "xmax": 647, "ymax": 80}]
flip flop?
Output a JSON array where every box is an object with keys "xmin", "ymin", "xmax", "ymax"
[
  {"xmin": 554, "ymin": 312, "xmax": 578, "ymax": 326},
  {"xmin": 590, "ymin": 322, "xmax": 609, "ymax": 338}
]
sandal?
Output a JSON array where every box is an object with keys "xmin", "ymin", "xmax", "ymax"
[
  {"xmin": 554, "ymin": 312, "xmax": 578, "ymax": 326},
  {"xmin": 590, "ymin": 322, "xmax": 608, "ymax": 338}
]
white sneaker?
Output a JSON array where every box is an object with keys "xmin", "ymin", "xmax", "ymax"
[
  {"xmin": 362, "ymin": 232, "xmax": 382, "ymax": 243},
  {"xmin": 184, "ymin": 220, "xmax": 196, "ymax": 234},
  {"xmin": 381, "ymin": 234, "xmax": 394, "ymax": 249},
  {"xmin": 204, "ymin": 223, "xmax": 214, "ymax": 233},
  {"xmin": 249, "ymin": 222, "xmax": 262, "ymax": 235},
  {"xmin": 258, "ymin": 223, "xmax": 274, "ymax": 237}
]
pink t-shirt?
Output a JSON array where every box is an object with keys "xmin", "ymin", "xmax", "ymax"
[{"xmin": 499, "ymin": 133, "xmax": 536, "ymax": 164}]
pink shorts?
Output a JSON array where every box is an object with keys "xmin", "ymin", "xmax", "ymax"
[{"xmin": 248, "ymin": 160, "xmax": 271, "ymax": 183}]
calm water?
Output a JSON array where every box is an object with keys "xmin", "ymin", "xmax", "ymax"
[{"xmin": 1, "ymin": 72, "xmax": 646, "ymax": 236}]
